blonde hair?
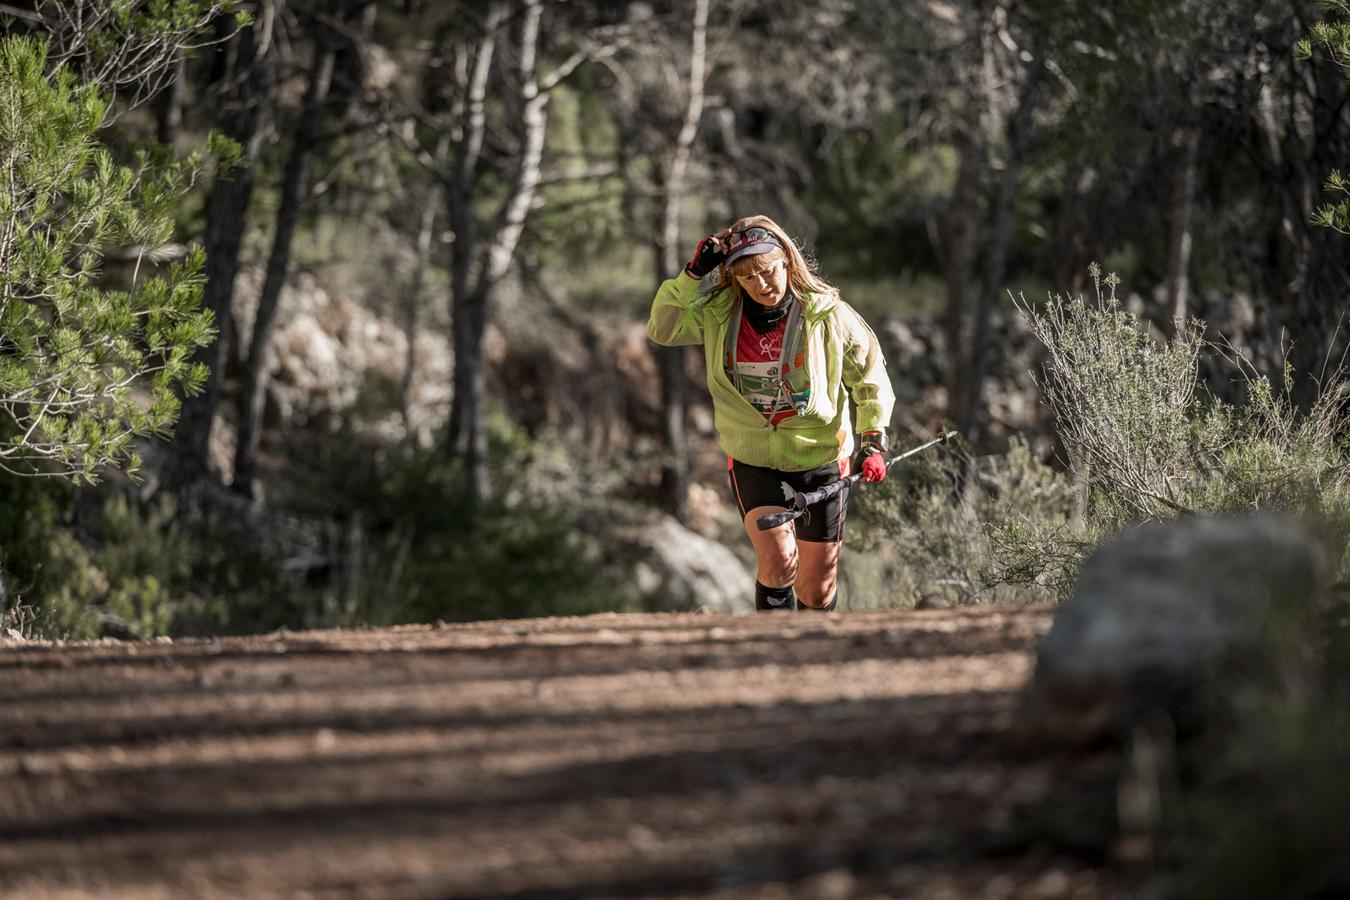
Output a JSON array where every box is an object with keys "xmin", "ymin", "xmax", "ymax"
[{"xmin": 711, "ymin": 215, "xmax": 837, "ymax": 299}]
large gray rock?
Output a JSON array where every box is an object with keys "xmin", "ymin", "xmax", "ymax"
[
  {"xmin": 1023, "ymin": 515, "xmax": 1330, "ymax": 741},
  {"xmin": 615, "ymin": 515, "xmax": 754, "ymax": 614}
]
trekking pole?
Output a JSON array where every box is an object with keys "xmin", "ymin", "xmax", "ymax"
[{"xmin": 756, "ymin": 430, "xmax": 959, "ymax": 531}]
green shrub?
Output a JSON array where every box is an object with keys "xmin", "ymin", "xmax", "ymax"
[
  {"xmin": 302, "ymin": 414, "xmax": 641, "ymax": 625},
  {"xmin": 0, "ymin": 473, "xmax": 319, "ymax": 639},
  {"xmin": 1, "ymin": 407, "xmax": 643, "ymax": 639},
  {"xmin": 0, "ymin": 36, "xmax": 217, "ymax": 483},
  {"xmin": 0, "ymin": 473, "xmax": 104, "ymax": 639},
  {"xmin": 857, "ymin": 266, "xmax": 1350, "ymax": 607},
  {"xmin": 1007, "ymin": 266, "xmax": 1350, "ymax": 587},
  {"xmin": 1014, "ymin": 265, "xmax": 1203, "ymax": 527},
  {"xmin": 90, "ymin": 492, "xmax": 230, "ymax": 637},
  {"xmin": 849, "ymin": 435, "xmax": 1082, "ymax": 607},
  {"xmin": 395, "ymin": 500, "xmax": 626, "ymax": 622},
  {"xmin": 104, "ymin": 575, "xmax": 174, "ymax": 637}
]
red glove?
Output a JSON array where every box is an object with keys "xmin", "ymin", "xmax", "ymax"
[
  {"xmin": 857, "ymin": 431, "xmax": 887, "ymax": 483},
  {"xmin": 861, "ymin": 451, "xmax": 887, "ymax": 483}
]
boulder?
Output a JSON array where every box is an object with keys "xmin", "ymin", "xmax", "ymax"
[
  {"xmin": 615, "ymin": 514, "xmax": 754, "ymax": 614},
  {"xmin": 1022, "ymin": 515, "xmax": 1330, "ymax": 743}
]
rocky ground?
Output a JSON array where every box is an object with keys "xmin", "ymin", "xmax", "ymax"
[{"xmin": 0, "ymin": 607, "xmax": 1129, "ymax": 899}]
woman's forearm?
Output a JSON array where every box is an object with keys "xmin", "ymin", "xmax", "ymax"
[{"xmin": 646, "ymin": 270, "xmax": 706, "ymax": 347}]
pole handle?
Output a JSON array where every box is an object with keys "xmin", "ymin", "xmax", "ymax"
[
  {"xmin": 755, "ymin": 474, "xmax": 860, "ymax": 531},
  {"xmin": 754, "ymin": 431, "xmax": 957, "ymax": 532},
  {"xmin": 755, "ymin": 509, "xmax": 799, "ymax": 530}
]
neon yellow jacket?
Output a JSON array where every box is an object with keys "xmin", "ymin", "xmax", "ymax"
[{"xmin": 647, "ymin": 271, "xmax": 895, "ymax": 472}]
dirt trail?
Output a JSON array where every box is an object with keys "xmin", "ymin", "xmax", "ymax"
[{"xmin": 0, "ymin": 607, "xmax": 1123, "ymax": 899}]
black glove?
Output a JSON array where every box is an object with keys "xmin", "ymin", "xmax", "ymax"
[{"xmin": 685, "ymin": 235, "xmax": 726, "ymax": 278}]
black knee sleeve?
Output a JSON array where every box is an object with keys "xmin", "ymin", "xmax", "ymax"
[{"xmin": 755, "ymin": 581, "xmax": 796, "ymax": 612}]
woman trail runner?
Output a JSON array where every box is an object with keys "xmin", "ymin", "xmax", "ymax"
[{"xmin": 647, "ymin": 216, "xmax": 895, "ymax": 612}]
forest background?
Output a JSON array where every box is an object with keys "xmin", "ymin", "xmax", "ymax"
[{"xmin": 2, "ymin": 0, "xmax": 1349, "ymax": 639}]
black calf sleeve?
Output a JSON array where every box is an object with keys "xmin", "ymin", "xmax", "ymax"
[
  {"xmin": 798, "ymin": 594, "xmax": 837, "ymax": 612},
  {"xmin": 755, "ymin": 582, "xmax": 796, "ymax": 612}
]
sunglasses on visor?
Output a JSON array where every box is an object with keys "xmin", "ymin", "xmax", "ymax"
[{"xmin": 724, "ymin": 227, "xmax": 780, "ymax": 252}]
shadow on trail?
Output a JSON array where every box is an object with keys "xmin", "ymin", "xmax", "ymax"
[
  {"xmin": 0, "ymin": 610, "xmax": 1114, "ymax": 899},
  {"xmin": 0, "ymin": 615, "xmax": 1037, "ymax": 707},
  {"xmin": 0, "ymin": 608, "xmax": 1044, "ymax": 668},
  {"xmin": 0, "ymin": 688, "xmax": 1019, "ymax": 845}
]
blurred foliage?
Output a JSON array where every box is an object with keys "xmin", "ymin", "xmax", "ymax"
[
  {"xmin": 0, "ymin": 411, "xmax": 641, "ymax": 638},
  {"xmin": 1148, "ymin": 584, "xmax": 1350, "ymax": 896},
  {"xmin": 306, "ymin": 411, "xmax": 642, "ymax": 625},
  {"xmin": 533, "ymin": 85, "xmax": 628, "ymax": 268},
  {"xmin": 833, "ymin": 272, "xmax": 947, "ymax": 321},
  {"xmin": 0, "ymin": 471, "xmax": 292, "ymax": 639},
  {"xmin": 4, "ymin": 0, "xmax": 1349, "ymax": 639},
  {"xmin": 0, "ymin": 467, "xmax": 102, "ymax": 639},
  {"xmin": 1298, "ymin": 0, "xmax": 1350, "ymax": 233},
  {"xmin": 849, "ymin": 435, "xmax": 1082, "ymax": 607}
]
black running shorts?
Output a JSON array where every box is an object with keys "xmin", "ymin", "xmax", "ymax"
[{"xmin": 727, "ymin": 456, "xmax": 852, "ymax": 543}]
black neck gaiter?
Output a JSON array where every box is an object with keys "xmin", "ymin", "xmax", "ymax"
[{"xmin": 742, "ymin": 292, "xmax": 793, "ymax": 333}]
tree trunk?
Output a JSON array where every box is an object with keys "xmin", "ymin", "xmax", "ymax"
[
  {"xmin": 232, "ymin": 39, "xmax": 336, "ymax": 497},
  {"xmin": 959, "ymin": 60, "xmax": 1042, "ymax": 445},
  {"xmin": 1161, "ymin": 125, "xmax": 1199, "ymax": 341},
  {"xmin": 1047, "ymin": 154, "xmax": 1095, "ymax": 295},
  {"xmin": 449, "ymin": 285, "xmax": 491, "ymax": 501},
  {"xmin": 448, "ymin": 0, "xmax": 560, "ymax": 507},
  {"xmin": 154, "ymin": 50, "xmax": 186, "ymax": 146},
  {"xmin": 655, "ymin": 200, "xmax": 690, "ymax": 523},
  {"xmin": 943, "ymin": 3, "xmax": 988, "ymax": 436},
  {"xmin": 401, "ymin": 150, "xmax": 444, "ymax": 444},
  {"xmin": 443, "ymin": 5, "xmax": 503, "ymax": 507},
  {"xmin": 171, "ymin": 13, "xmax": 275, "ymax": 488},
  {"xmin": 651, "ymin": 0, "xmax": 708, "ymax": 524},
  {"xmin": 944, "ymin": 124, "xmax": 980, "ymax": 435}
]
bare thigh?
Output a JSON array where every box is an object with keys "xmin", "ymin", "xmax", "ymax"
[
  {"xmin": 742, "ymin": 506, "xmax": 797, "ymax": 588},
  {"xmin": 795, "ymin": 539, "xmax": 841, "ymax": 608}
]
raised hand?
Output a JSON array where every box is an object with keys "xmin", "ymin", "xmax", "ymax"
[{"xmin": 685, "ymin": 233, "xmax": 727, "ymax": 278}]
